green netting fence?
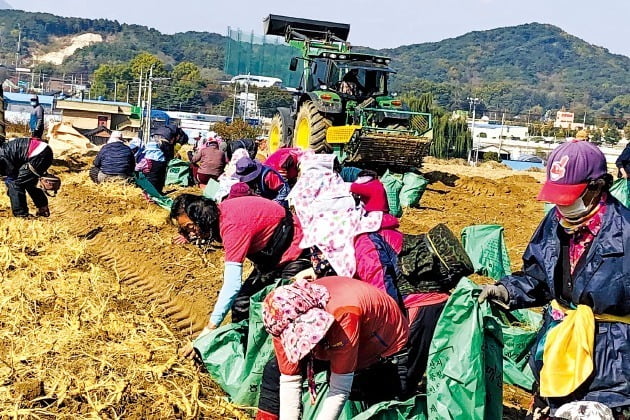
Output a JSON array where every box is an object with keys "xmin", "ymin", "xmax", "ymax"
[{"xmin": 224, "ymin": 28, "xmax": 302, "ymax": 88}]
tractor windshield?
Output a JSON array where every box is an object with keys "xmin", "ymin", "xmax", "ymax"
[{"xmin": 333, "ymin": 61, "xmax": 393, "ymax": 97}]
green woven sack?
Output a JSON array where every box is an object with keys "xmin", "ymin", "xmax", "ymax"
[
  {"xmin": 380, "ymin": 170, "xmax": 404, "ymax": 217},
  {"xmin": 400, "ymin": 172, "xmax": 428, "ymax": 208}
]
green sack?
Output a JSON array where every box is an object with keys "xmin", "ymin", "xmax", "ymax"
[
  {"xmin": 461, "ymin": 225, "xmax": 512, "ymax": 280},
  {"xmin": 426, "ymin": 278, "xmax": 503, "ymax": 420},
  {"xmin": 498, "ymin": 309, "xmax": 542, "ymax": 390},
  {"xmin": 165, "ymin": 158, "xmax": 191, "ymax": 186},
  {"xmin": 202, "ymin": 178, "xmax": 220, "ymax": 201},
  {"xmin": 351, "ymin": 396, "xmax": 427, "ymax": 420},
  {"xmin": 610, "ymin": 179, "xmax": 630, "ymax": 208},
  {"xmin": 381, "ymin": 170, "xmax": 404, "ymax": 217},
  {"xmin": 543, "ymin": 202, "xmax": 555, "ymax": 215},
  {"xmin": 194, "ymin": 284, "xmax": 276, "ymax": 406},
  {"xmin": 400, "ymin": 172, "xmax": 429, "ymax": 208},
  {"xmin": 134, "ymin": 173, "xmax": 173, "ymax": 210}
]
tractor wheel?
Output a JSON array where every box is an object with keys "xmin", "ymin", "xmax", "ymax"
[
  {"xmin": 268, "ymin": 113, "xmax": 288, "ymax": 154},
  {"xmin": 293, "ymin": 101, "xmax": 332, "ymax": 152}
]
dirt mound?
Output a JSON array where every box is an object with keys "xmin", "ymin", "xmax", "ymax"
[
  {"xmin": 454, "ymin": 176, "xmax": 520, "ymax": 196},
  {"xmin": 480, "ymin": 160, "xmax": 511, "ymax": 170},
  {"xmin": 500, "ymin": 174, "xmax": 541, "ymax": 185},
  {"xmin": 423, "ymin": 170, "xmax": 460, "ymax": 186}
]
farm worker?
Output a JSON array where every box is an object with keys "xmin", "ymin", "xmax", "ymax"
[
  {"xmin": 190, "ymin": 139, "xmax": 226, "ymax": 188},
  {"xmin": 479, "ymin": 140, "xmax": 630, "ymax": 418},
  {"xmin": 192, "ymin": 131, "xmax": 204, "ymax": 151},
  {"xmin": 137, "ymin": 138, "xmax": 168, "ymax": 193},
  {"xmin": 171, "ymin": 194, "xmax": 311, "ymax": 354},
  {"xmin": 263, "ymin": 147, "xmax": 303, "ymax": 186},
  {"xmin": 256, "ymin": 277, "xmax": 409, "ymax": 420},
  {"xmin": 226, "ymin": 138, "xmax": 258, "ymax": 161},
  {"xmin": 151, "ymin": 124, "xmax": 188, "ymax": 162},
  {"xmin": 339, "ymin": 68, "xmax": 365, "ymax": 96},
  {"xmin": 92, "ymin": 131, "xmax": 135, "ymax": 183},
  {"xmin": 0, "ymin": 137, "xmax": 53, "ymax": 217},
  {"xmin": 29, "ymin": 94, "xmax": 45, "ymax": 139},
  {"xmin": 234, "ymin": 157, "xmax": 291, "ymax": 207},
  {"xmin": 615, "ymin": 141, "xmax": 630, "ymax": 179},
  {"xmin": 350, "ymin": 169, "xmax": 390, "ymax": 213}
]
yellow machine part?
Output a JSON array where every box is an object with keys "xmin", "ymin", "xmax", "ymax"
[{"xmin": 325, "ymin": 125, "xmax": 362, "ymax": 144}]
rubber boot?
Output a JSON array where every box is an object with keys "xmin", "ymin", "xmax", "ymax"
[
  {"xmin": 255, "ymin": 409, "xmax": 279, "ymax": 420},
  {"xmin": 36, "ymin": 206, "xmax": 50, "ymax": 217}
]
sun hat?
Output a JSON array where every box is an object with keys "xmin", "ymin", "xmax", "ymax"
[
  {"xmin": 575, "ymin": 130, "xmax": 589, "ymax": 140},
  {"xmin": 235, "ymin": 157, "xmax": 263, "ymax": 183},
  {"xmin": 262, "ymin": 280, "xmax": 335, "ymax": 364},
  {"xmin": 108, "ymin": 130, "xmax": 124, "ymax": 143},
  {"xmin": 537, "ymin": 140, "xmax": 607, "ymax": 206}
]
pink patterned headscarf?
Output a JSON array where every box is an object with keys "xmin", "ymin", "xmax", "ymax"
[
  {"xmin": 287, "ymin": 152, "xmax": 382, "ymax": 277},
  {"xmin": 262, "ymin": 280, "xmax": 335, "ymax": 364}
]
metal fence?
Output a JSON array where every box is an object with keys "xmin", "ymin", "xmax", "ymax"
[{"xmin": 223, "ymin": 27, "xmax": 301, "ymax": 88}]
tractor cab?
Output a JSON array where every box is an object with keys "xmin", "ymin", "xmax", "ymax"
[{"xmin": 306, "ymin": 54, "xmax": 395, "ymax": 101}]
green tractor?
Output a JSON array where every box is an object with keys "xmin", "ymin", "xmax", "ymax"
[{"xmin": 264, "ymin": 15, "xmax": 433, "ymax": 170}]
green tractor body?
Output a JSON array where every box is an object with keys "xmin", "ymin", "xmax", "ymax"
[{"xmin": 264, "ymin": 14, "xmax": 432, "ymax": 170}]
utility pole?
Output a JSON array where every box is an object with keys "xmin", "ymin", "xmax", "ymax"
[
  {"xmin": 114, "ymin": 79, "xmax": 118, "ymax": 101},
  {"xmin": 467, "ymin": 97, "xmax": 480, "ymax": 165},
  {"xmin": 144, "ymin": 66, "xmax": 154, "ymax": 143},
  {"xmin": 137, "ymin": 70, "xmax": 143, "ymax": 107},
  {"xmin": 231, "ymin": 82, "xmax": 237, "ymax": 121}
]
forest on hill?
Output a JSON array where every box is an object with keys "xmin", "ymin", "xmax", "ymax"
[{"xmin": 0, "ymin": 10, "xmax": 628, "ymax": 121}]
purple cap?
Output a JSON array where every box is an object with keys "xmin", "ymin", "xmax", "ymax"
[
  {"xmin": 537, "ymin": 140, "xmax": 607, "ymax": 205},
  {"xmin": 235, "ymin": 157, "xmax": 262, "ymax": 183}
]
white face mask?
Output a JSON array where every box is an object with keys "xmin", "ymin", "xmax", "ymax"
[
  {"xmin": 31, "ymin": 101, "xmax": 38, "ymax": 106},
  {"xmin": 557, "ymin": 197, "xmax": 588, "ymax": 219}
]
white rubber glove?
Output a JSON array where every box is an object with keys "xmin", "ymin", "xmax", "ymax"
[
  {"xmin": 279, "ymin": 374, "xmax": 302, "ymax": 420},
  {"xmin": 317, "ymin": 372, "xmax": 354, "ymax": 420}
]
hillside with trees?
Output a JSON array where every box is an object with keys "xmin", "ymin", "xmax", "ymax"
[{"xmin": 0, "ymin": 11, "xmax": 628, "ymax": 121}]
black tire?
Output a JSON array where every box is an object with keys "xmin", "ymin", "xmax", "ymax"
[
  {"xmin": 268, "ymin": 114, "xmax": 288, "ymax": 153},
  {"xmin": 293, "ymin": 101, "xmax": 332, "ymax": 151}
]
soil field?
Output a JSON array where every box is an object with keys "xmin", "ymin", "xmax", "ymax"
[{"xmin": 0, "ymin": 154, "xmax": 545, "ymax": 418}]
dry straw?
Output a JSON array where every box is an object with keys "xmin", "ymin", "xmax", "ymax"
[{"xmin": 0, "ymin": 180, "xmax": 248, "ymax": 419}]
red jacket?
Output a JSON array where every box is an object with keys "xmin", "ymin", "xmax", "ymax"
[{"xmin": 350, "ymin": 178, "xmax": 389, "ymax": 213}]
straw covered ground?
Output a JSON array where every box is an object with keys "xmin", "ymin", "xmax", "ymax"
[{"xmin": 0, "ymin": 153, "xmax": 546, "ymax": 418}]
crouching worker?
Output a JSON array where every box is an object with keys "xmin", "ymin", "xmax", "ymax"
[
  {"xmin": 92, "ymin": 131, "xmax": 135, "ymax": 183},
  {"xmin": 0, "ymin": 137, "xmax": 53, "ymax": 217},
  {"xmin": 256, "ymin": 277, "xmax": 409, "ymax": 420},
  {"xmin": 171, "ymin": 194, "xmax": 311, "ymax": 353},
  {"xmin": 479, "ymin": 140, "xmax": 630, "ymax": 419},
  {"xmin": 234, "ymin": 157, "xmax": 291, "ymax": 207}
]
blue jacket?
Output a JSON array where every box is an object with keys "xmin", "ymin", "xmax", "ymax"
[
  {"xmin": 499, "ymin": 197, "xmax": 630, "ymax": 408},
  {"xmin": 94, "ymin": 141, "xmax": 135, "ymax": 176}
]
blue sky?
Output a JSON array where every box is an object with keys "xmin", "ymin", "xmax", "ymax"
[{"xmin": 6, "ymin": 0, "xmax": 630, "ymax": 57}]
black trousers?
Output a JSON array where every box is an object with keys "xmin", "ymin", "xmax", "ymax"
[
  {"xmin": 231, "ymin": 257, "xmax": 311, "ymax": 323},
  {"xmin": 405, "ymin": 301, "xmax": 446, "ymax": 397},
  {"xmin": 5, "ymin": 148, "xmax": 53, "ymax": 217},
  {"xmin": 145, "ymin": 160, "xmax": 168, "ymax": 194}
]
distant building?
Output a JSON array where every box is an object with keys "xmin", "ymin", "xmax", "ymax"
[
  {"xmin": 3, "ymin": 92, "xmax": 56, "ymax": 114},
  {"xmin": 55, "ymin": 99, "xmax": 140, "ymax": 139},
  {"xmin": 554, "ymin": 111, "xmax": 585, "ymax": 130},
  {"xmin": 469, "ymin": 122, "xmax": 529, "ymax": 143}
]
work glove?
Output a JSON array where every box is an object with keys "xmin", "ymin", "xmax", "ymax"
[{"xmin": 478, "ymin": 284, "xmax": 509, "ymax": 306}]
